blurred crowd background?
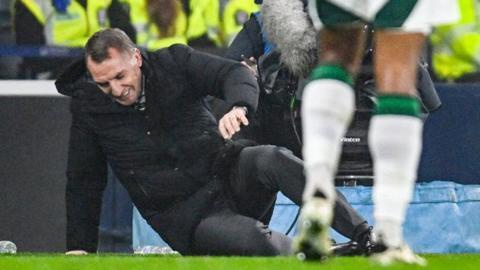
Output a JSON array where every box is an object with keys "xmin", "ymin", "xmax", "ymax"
[
  {"xmin": 0, "ymin": 0, "xmax": 478, "ymax": 84},
  {"xmin": 0, "ymin": 0, "xmax": 260, "ymax": 79}
]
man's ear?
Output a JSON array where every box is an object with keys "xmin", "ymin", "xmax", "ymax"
[{"xmin": 134, "ymin": 48, "xmax": 142, "ymax": 67}]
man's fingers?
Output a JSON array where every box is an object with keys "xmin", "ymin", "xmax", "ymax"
[
  {"xmin": 228, "ymin": 116, "xmax": 241, "ymax": 132},
  {"xmin": 232, "ymin": 108, "xmax": 249, "ymax": 126},
  {"xmin": 219, "ymin": 108, "xmax": 250, "ymax": 139},
  {"xmin": 219, "ymin": 120, "xmax": 231, "ymax": 139},
  {"xmin": 237, "ymin": 113, "xmax": 249, "ymax": 126},
  {"xmin": 240, "ymin": 61, "xmax": 257, "ymax": 76},
  {"xmin": 224, "ymin": 117, "xmax": 237, "ymax": 136},
  {"xmin": 219, "ymin": 116, "xmax": 237, "ymax": 139}
]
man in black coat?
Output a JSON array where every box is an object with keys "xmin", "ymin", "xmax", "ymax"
[{"xmin": 56, "ymin": 28, "xmax": 370, "ymax": 256}]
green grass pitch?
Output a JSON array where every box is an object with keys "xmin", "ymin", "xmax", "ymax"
[{"xmin": 0, "ymin": 254, "xmax": 479, "ymax": 270}]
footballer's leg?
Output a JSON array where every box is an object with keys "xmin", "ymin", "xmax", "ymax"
[
  {"xmin": 368, "ymin": 29, "xmax": 426, "ymax": 266},
  {"xmin": 368, "ymin": 0, "xmax": 459, "ymax": 265},
  {"xmin": 368, "ymin": 0, "xmax": 458, "ymax": 265},
  {"xmin": 295, "ymin": 1, "xmax": 366, "ymax": 259}
]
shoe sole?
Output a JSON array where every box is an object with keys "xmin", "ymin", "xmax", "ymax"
[
  {"xmin": 293, "ymin": 198, "xmax": 333, "ymax": 261},
  {"xmin": 371, "ymin": 245, "xmax": 427, "ymax": 266}
]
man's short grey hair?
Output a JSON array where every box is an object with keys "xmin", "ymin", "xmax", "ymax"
[{"xmin": 85, "ymin": 28, "xmax": 137, "ymax": 63}]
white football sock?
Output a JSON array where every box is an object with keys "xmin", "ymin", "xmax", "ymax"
[
  {"xmin": 301, "ymin": 79, "xmax": 355, "ymax": 203},
  {"xmin": 369, "ymin": 115, "xmax": 423, "ymax": 247}
]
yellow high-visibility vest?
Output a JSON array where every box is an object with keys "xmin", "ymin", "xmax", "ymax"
[
  {"xmin": 119, "ymin": 0, "xmax": 149, "ymax": 46},
  {"xmin": 430, "ymin": 0, "xmax": 480, "ymax": 81},
  {"xmin": 120, "ymin": 0, "xmax": 187, "ymax": 50},
  {"xmin": 186, "ymin": 0, "xmax": 222, "ymax": 46},
  {"xmin": 222, "ymin": 0, "xmax": 259, "ymax": 46},
  {"xmin": 20, "ymin": 0, "xmax": 112, "ymax": 47},
  {"xmin": 17, "ymin": 0, "xmax": 45, "ymax": 24}
]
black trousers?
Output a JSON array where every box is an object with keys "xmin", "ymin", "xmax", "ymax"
[{"xmin": 191, "ymin": 145, "xmax": 368, "ymax": 256}]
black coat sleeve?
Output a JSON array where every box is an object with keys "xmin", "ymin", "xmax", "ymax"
[
  {"xmin": 65, "ymin": 112, "xmax": 108, "ymax": 252},
  {"xmin": 168, "ymin": 44, "xmax": 259, "ymax": 112}
]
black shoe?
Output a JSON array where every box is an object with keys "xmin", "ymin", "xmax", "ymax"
[
  {"xmin": 330, "ymin": 241, "xmax": 360, "ymax": 256},
  {"xmin": 356, "ymin": 226, "xmax": 379, "ymax": 256}
]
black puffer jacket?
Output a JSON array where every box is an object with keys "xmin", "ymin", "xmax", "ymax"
[{"xmin": 55, "ymin": 44, "xmax": 259, "ymax": 254}]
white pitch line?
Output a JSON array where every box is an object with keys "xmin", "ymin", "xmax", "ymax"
[{"xmin": 0, "ymin": 80, "xmax": 65, "ymax": 97}]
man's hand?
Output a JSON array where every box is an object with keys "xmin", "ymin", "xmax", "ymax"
[
  {"xmin": 241, "ymin": 55, "xmax": 258, "ymax": 77},
  {"xmin": 65, "ymin": 250, "xmax": 88, "ymax": 255},
  {"xmin": 218, "ymin": 106, "xmax": 249, "ymax": 139}
]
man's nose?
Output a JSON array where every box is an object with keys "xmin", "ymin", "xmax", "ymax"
[{"xmin": 110, "ymin": 81, "xmax": 123, "ymax": 97}]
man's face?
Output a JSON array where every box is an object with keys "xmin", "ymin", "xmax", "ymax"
[{"xmin": 87, "ymin": 47, "xmax": 143, "ymax": 106}]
